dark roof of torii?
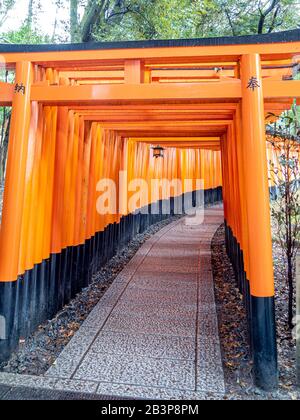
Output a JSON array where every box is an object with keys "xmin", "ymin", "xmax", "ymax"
[{"xmin": 0, "ymin": 29, "xmax": 300, "ymax": 53}]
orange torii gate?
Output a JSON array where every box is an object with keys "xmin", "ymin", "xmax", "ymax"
[{"xmin": 0, "ymin": 30, "xmax": 300, "ymax": 390}]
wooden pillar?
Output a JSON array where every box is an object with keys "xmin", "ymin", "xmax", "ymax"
[
  {"xmin": 241, "ymin": 53, "xmax": 278, "ymax": 391},
  {"xmin": 0, "ymin": 61, "xmax": 33, "ymax": 281},
  {"xmin": 0, "ymin": 61, "xmax": 33, "ymax": 360},
  {"xmin": 124, "ymin": 60, "xmax": 145, "ymax": 84},
  {"xmin": 235, "ymin": 105, "xmax": 250, "ymax": 277}
]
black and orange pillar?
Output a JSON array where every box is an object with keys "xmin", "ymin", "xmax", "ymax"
[
  {"xmin": 0, "ymin": 61, "xmax": 33, "ymax": 357},
  {"xmin": 240, "ymin": 53, "xmax": 278, "ymax": 391}
]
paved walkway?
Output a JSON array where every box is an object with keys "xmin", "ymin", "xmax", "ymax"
[
  {"xmin": 0, "ymin": 384, "xmax": 130, "ymax": 400},
  {"xmin": 0, "ymin": 207, "xmax": 225, "ymax": 400}
]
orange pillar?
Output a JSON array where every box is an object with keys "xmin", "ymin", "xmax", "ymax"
[
  {"xmin": 0, "ymin": 61, "xmax": 33, "ymax": 359},
  {"xmin": 124, "ymin": 60, "xmax": 145, "ymax": 84},
  {"xmin": 235, "ymin": 105, "xmax": 250, "ymax": 277},
  {"xmin": 241, "ymin": 53, "xmax": 278, "ymax": 390},
  {"xmin": 0, "ymin": 61, "xmax": 33, "ymax": 281}
]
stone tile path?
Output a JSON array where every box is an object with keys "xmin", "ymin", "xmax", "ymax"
[
  {"xmin": 0, "ymin": 207, "xmax": 225, "ymax": 400},
  {"xmin": 0, "ymin": 384, "xmax": 131, "ymax": 400}
]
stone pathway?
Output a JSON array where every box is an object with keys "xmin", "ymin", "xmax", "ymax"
[
  {"xmin": 0, "ymin": 207, "xmax": 225, "ymax": 400},
  {"xmin": 0, "ymin": 384, "xmax": 131, "ymax": 400}
]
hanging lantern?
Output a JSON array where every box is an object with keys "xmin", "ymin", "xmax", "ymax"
[{"xmin": 152, "ymin": 145, "xmax": 165, "ymax": 159}]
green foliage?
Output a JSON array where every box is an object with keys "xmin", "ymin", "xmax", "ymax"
[
  {"xmin": 1, "ymin": 0, "xmax": 299, "ymax": 44},
  {"xmin": 204, "ymin": 0, "xmax": 300, "ymax": 36},
  {"xmin": 2, "ymin": 24, "xmax": 50, "ymax": 44},
  {"xmin": 0, "ymin": 0, "xmax": 15, "ymax": 28},
  {"xmin": 0, "ymin": 0, "xmax": 51, "ymax": 44},
  {"xmin": 91, "ymin": 0, "xmax": 300, "ymax": 42}
]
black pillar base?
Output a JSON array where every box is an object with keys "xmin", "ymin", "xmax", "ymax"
[
  {"xmin": 224, "ymin": 219, "xmax": 278, "ymax": 391},
  {"xmin": 251, "ymin": 296, "xmax": 278, "ymax": 391}
]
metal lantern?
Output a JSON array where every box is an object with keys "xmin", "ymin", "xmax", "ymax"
[{"xmin": 152, "ymin": 145, "xmax": 165, "ymax": 159}]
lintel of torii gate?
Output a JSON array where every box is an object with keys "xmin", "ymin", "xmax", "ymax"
[
  {"xmin": 28, "ymin": 79, "xmax": 300, "ymax": 103},
  {"xmin": 1, "ymin": 30, "xmax": 300, "ymax": 106},
  {"xmin": 0, "ymin": 79, "xmax": 299, "ymax": 106}
]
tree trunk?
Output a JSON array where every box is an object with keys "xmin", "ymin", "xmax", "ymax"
[
  {"xmin": 257, "ymin": 0, "xmax": 280, "ymax": 34},
  {"xmin": 284, "ymin": 144, "xmax": 294, "ymax": 330},
  {"xmin": 26, "ymin": 0, "xmax": 34, "ymax": 29},
  {"xmin": 288, "ymin": 256, "xmax": 294, "ymax": 329},
  {"xmin": 70, "ymin": 0, "xmax": 80, "ymax": 42},
  {"xmin": 80, "ymin": 0, "xmax": 107, "ymax": 42}
]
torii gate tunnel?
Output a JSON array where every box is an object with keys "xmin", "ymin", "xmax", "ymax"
[{"xmin": 0, "ymin": 30, "xmax": 300, "ymax": 391}]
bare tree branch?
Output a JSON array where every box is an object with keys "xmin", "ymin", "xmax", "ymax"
[
  {"xmin": 224, "ymin": 8, "xmax": 237, "ymax": 36},
  {"xmin": 258, "ymin": 0, "xmax": 280, "ymax": 34},
  {"xmin": 267, "ymin": 3, "xmax": 281, "ymax": 33},
  {"xmin": 0, "ymin": 0, "xmax": 16, "ymax": 28}
]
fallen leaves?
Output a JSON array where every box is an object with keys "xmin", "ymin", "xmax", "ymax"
[{"xmin": 212, "ymin": 224, "xmax": 300, "ymax": 401}]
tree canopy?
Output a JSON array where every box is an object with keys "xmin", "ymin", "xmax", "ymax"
[{"xmin": 0, "ymin": 0, "xmax": 299, "ymax": 45}]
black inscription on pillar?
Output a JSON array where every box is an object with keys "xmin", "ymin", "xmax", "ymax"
[
  {"xmin": 14, "ymin": 83, "xmax": 26, "ymax": 95},
  {"xmin": 247, "ymin": 76, "xmax": 260, "ymax": 91}
]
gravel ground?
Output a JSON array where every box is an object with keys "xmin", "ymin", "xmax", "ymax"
[
  {"xmin": 0, "ymin": 215, "xmax": 181, "ymax": 376},
  {"xmin": 212, "ymin": 224, "xmax": 299, "ymax": 400}
]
